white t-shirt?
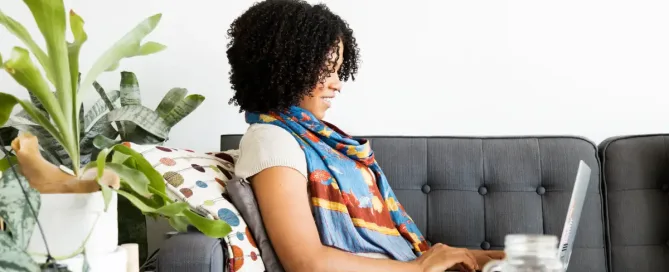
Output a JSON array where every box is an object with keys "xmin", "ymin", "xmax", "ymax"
[{"xmin": 234, "ymin": 123, "xmax": 391, "ymax": 260}]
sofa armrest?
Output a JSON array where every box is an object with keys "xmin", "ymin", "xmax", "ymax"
[{"xmin": 156, "ymin": 231, "xmax": 227, "ymax": 272}]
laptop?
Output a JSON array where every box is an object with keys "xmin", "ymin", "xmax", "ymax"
[
  {"xmin": 557, "ymin": 160, "xmax": 592, "ymax": 270},
  {"xmin": 485, "ymin": 160, "xmax": 592, "ymax": 272}
]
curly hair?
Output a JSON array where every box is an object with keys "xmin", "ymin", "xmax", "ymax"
[{"xmin": 226, "ymin": 0, "xmax": 360, "ymax": 113}]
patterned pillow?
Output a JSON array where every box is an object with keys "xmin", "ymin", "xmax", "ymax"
[{"xmin": 123, "ymin": 142, "xmax": 265, "ymax": 272}]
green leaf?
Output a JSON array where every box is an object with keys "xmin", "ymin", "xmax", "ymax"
[
  {"xmin": 119, "ymin": 71, "xmax": 141, "ymax": 107},
  {"xmin": 0, "ymin": 156, "xmax": 18, "ymax": 172},
  {"xmin": 5, "ymin": 117, "xmax": 70, "ymax": 169},
  {"xmin": 79, "ymin": 13, "xmax": 163, "ymax": 103},
  {"xmin": 3, "ymin": 47, "xmax": 66, "ymax": 133},
  {"xmin": 164, "ymin": 94, "xmax": 205, "ymax": 127},
  {"xmin": 0, "ymin": 93, "xmax": 19, "ymax": 127},
  {"xmin": 0, "ymin": 93, "xmax": 66, "ymax": 151},
  {"xmin": 68, "ymin": 10, "xmax": 87, "ymax": 94},
  {"xmin": 0, "ymin": 9, "xmax": 54, "ymax": 85},
  {"xmin": 155, "ymin": 202, "xmax": 189, "ymax": 217},
  {"xmin": 79, "ymin": 117, "xmax": 117, "ymax": 165},
  {"xmin": 168, "ymin": 216, "xmax": 189, "ymax": 232},
  {"xmin": 92, "ymin": 82, "xmax": 125, "ymax": 135},
  {"xmin": 118, "ymin": 71, "xmax": 140, "ymax": 136},
  {"xmin": 123, "ymin": 127, "xmax": 164, "ymax": 145},
  {"xmin": 92, "ymin": 135, "xmax": 120, "ymax": 150},
  {"xmin": 116, "ymin": 190, "xmax": 157, "ymax": 214},
  {"xmin": 23, "ymin": 0, "xmax": 74, "ymax": 137},
  {"xmin": 84, "ymin": 90, "xmax": 120, "ymax": 129},
  {"xmin": 27, "ymin": 93, "xmax": 48, "ymax": 119},
  {"xmin": 0, "ymin": 232, "xmax": 40, "ymax": 272},
  {"xmin": 111, "ymin": 144, "xmax": 166, "ymax": 195},
  {"xmin": 95, "ymin": 148, "xmax": 113, "ymax": 211},
  {"xmin": 154, "ymin": 88, "xmax": 187, "ymax": 118},
  {"xmin": 106, "ymin": 105, "xmax": 171, "ymax": 140},
  {"xmin": 104, "ymin": 162, "xmax": 151, "ymax": 197},
  {"xmin": 183, "ymin": 210, "xmax": 231, "ymax": 238},
  {"xmin": 0, "ymin": 166, "xmax": 41, "ymax": 250},
  {"xmin": 136, "ymin": 41, "xmax": 166, "ymax": 56}
]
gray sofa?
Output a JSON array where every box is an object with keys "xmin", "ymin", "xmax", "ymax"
[{"xmin": 154, "ymin": 134, "xmax": 669, "ymax": 272}]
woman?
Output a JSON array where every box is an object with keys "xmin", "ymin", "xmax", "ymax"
[{"xmin": 227, "ymin": 1, "xmax": 504, "ymax": 271}]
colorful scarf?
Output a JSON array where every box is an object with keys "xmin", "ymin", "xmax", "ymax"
[{"xmin": 246, "ymin": 106, "xmax": 429, "ymax": 261}]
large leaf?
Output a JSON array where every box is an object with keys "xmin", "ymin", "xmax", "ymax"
[
  {"xmin": 183, "ymin": 210, "xmax": 232, "ymax": 238},
  {"xmin": 27, "ymin": 93, "xmax": 48, "ymax": 119},
  {"xmin": 0, "ymin": 93, "xmax": 19, "ymax": 127},
  {"xmin": 115, "ymin": 190, "xmax": 158, "ymax": 214},
  {"xmin": 11, "ymin": 123, "xmax": 69, "ymax": 168},
  {"xmin": 92, "ymin": 135, "xmax": 120, "ymax": 150},
  {"xmin": 68, "ymin": 10, "xmax": 87, "ymax": 94},
  {"xmin": 154, "ymin": 202, "xmax": 189, "ymax": 217},
  {"xmin": 123, "ymin": 126, "xmax": 164, "ymax": 145},
  {"xmin": 154, "ymin": 88, "xmax": 187, "ymax": 118},
  {"xmin": 0, "ymin": 9, "xmax": 54, "ymax": 85},
  {"xmin": 163, "ymin": 94, "xmax": 205, "ymax": 127},
  {"xmin": 168, "ymin": 216, "xmax": 189, "ymax": 232},
  {"xmin": 119, "ymin": 71, "xmax": 141, "ymax": 107},
  {"xmin": 78, "ymin": 13, "xmax": 163, "ymax": 103},
  {"xmin": 95, "ymin": 148, "xmax": 113, "ymax": 211},
  {"xmin": 0, "ymin": 93, "xmax": 65, "ymax": 150},
  {"xmin": 111, "ymin": 144, "xmax": 166, "ymax": 195},
  {"xmin": 118, "ymin": 72, "xmax": 139, "ymax": 136},
  {"xmin": 92, "ymin": 82, "xmax": 124, "ymax": 134},
  {"xmin": 0, "ymin": 232, "xmax": 40, "ymax": 272},
  {"xmin": 23, "ymin": 0, "xmax": 74, "ymax": 136},
  {"xmin": 103, "ymin": 162, "xmax": 151, "ymax": 197},
  {"xmin": 80, "ymin": 117, "xmax": 117, "ymax": 157},
  {"xmin": 0, "ymin": 156, "xmax": 18, "ymax": 172},
  {"xmin": 136, "ymin": 41, "xmax": 166, "ymax": 57},
  {"xmin": 84, "ymin": 90, "xmax": 120, "ymax": 129},
  {"xmin": 106, "ymin": 105, "xmax": 170, "ymax": 140},
  {"xmin": 0, "ymin": 165, "xmax": 41, "ymax": 250},
  {"xmin": 3, "ymin": 47, "xmax": 66, "ymax": 133}
]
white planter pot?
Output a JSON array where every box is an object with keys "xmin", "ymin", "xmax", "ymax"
[{"xmin": 27, "ymin": 191, "xmax": 118, "ymax": 261}]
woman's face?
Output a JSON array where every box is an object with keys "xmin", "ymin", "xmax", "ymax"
[{"xmin": 299, "ymin": 40, "xmax": 344, "ymax": 120}]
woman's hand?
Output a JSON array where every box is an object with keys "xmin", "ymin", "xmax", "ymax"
[
  {"xmin": 471, "ymin": 250, "xmax": 506, "ymax": 267},
  {"xmin": 412, "ymin": 243, "xmax": 478, "ymax": 272},
  {"xmin": 470, "ymin": 249, "xmax": 506, "ymax": 269}
]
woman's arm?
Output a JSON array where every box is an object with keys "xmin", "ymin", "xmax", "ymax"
[{"xmin": 250, "ymin": 166, "xmax": 423, "ymax": 272}]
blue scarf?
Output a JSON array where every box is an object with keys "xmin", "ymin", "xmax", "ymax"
[{"xmin": 246, "ymin": 106, "xmax": 428, "ymax": 261}]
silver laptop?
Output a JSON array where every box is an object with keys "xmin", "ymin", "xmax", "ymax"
[
  {"xmin": 556, "ymin": 160, "xmax": 592, "ymax": 270},
  {"xmin": 486, "ymin": 160, "xmax": 592, "ymax": 272}
]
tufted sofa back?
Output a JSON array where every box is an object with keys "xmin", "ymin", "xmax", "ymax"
[
  {"xmin": 599, "ymin": 135, "xmax": 669, "ymax": 271},
  {"xmin": 221, "ymin": 134, "xmax": 608, "ymax": 272}
]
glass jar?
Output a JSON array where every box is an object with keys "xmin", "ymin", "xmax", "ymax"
[{"xmin": 482, "ymin": 234, "xmax": 564, "ymax": 272}]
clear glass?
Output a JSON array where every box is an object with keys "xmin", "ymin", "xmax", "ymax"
[{"xmin": 482, "ymin": 234, "xmax": 564, "ymax": 272}]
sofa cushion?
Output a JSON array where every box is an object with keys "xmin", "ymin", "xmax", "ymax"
[
  {"xmin": 222, "ymin": 135, "xmax": 608, "ymax": 272},
  {"xmin": 599, "ymin": 135, "xmax": 669, "ymax": 272}
]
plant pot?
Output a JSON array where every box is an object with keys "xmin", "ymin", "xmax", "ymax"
[{"xmin": 27, "ymin": 191, "xmax": 119, "ymax": 260}]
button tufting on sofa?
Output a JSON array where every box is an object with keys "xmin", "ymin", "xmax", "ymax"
[
  {"xmin": 536, "ymin": 186, "xmax": 546, "ymax": 195},
  {"xmin": 480, "ymin": 241, "xmax": 491, "ymax": 250},
  {"xmin": 478, "ymin": 186, "xmax": 488, "ymax": 196},
  {"xmin": 421, "ymin": 184, "xmax": 431, "ymax": 194}
]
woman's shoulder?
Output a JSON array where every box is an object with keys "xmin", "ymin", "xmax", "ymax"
[{"xmin": 235, "ymin": 123, "xmax": 308, "ymax": 179}]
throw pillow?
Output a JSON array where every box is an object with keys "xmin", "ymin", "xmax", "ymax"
[{"xmin": 123, "ymin": 142, "xmax": 265, "ymax": 272}]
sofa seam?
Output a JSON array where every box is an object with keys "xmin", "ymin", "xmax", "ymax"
[{"xmin": 536, "ymin": 138, "xmax": 545, "ymax": 235}]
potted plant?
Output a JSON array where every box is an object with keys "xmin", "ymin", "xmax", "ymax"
[{"xmin": 0, "ymin": 1, "xmax": 229, "ymax": 270}]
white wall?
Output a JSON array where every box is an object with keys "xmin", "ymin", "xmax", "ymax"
[{"xmin": 2, "ymin": 0, "xmax": 669, "ymax": 152}]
